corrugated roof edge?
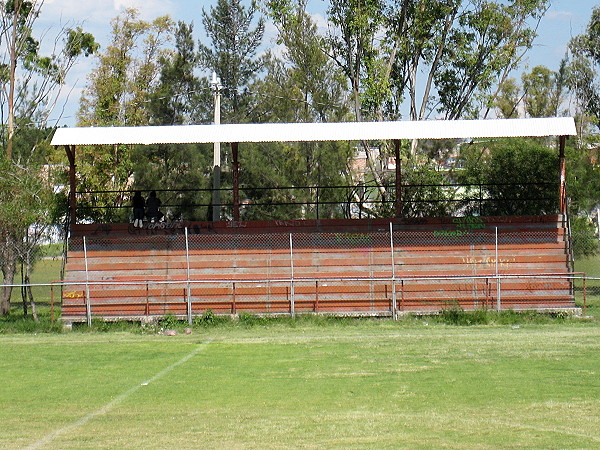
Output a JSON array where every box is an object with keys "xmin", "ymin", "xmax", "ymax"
[{"xmin": 50, "ymin": 117, "xmax": 577, "ymax": 146}]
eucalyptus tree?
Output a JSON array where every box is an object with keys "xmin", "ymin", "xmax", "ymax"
[
  {"xmin": 76, "ymin": 8, "xmax": 174, "ymax": 222},
  {"xmin": 568, "ymin": 5, "xmax": 600, "ymax": 132},
  {"xmin": 238, "ymin": 0, "xmax": 353, "ymax": 220},
  {"xmin": 0, "ymin": 0, "xmax": 97, "ymax": 160},
  {"xmin": 0, "ymin": 0, "xmax": 97, "ymax": 315}
]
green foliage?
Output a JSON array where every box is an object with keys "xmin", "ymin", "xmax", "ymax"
[
  {"xmin": 571, "ymin": 216, "xmax": 599, "ymax": 258},
  {"xmin": 522, "ymin": 66, "xmax": 555, "ymax": 117},
  {"xmin": 566, "ymin": 136, "xmax": 600, "ymax": 214},
  {"xmin": 458, "ymin": 138, "xmax": 558, "ymax": 216},
  {"xmin": 439, "ymin": 302, "xmax": 490, "ymax": 326},
  {"xmin": 438, "ymin": 304, "xmax": 578, "ymax": 326},
  {"xmin": 199, "ymin": 0, "xmax": 265, "ymax": 118},
  {"xmin": 76, "ymin": 9, "xmax": 175, "ymax": 222},
  {"xmin": 65, "ymin": 26, "xmax": 99, "ymax": 58},
  {"xmin": 435, "ymin": 0, "xmax": 549, "ymax": 120},
  {"xmin": 326, "ymin": 0, "xmax": 384, "ymax": 120},
  {"xmin": 568, "ymin": 5, "xmax": 600, "ymax": 131},
  {"xmin": 496, "ymin": 78, "xmax": 520, "ymax": 118},
  {"xmin": 159, "ymin": 312, "xmax": 180, "ymax": 330},
  {"xmin": 193, "ymin": 309, "xmax": 230, "ymax": 327},
  {"xmin": 399, "ymin": 159, "xmax": 454, "ymax": 218}
]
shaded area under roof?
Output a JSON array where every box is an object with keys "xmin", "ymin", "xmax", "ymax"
[{"xmin": 51, "ymin": 117, "xmax": 577, "ymax": 147}]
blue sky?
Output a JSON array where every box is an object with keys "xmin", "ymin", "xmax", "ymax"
[{"xmin": 38, "ymin": 0, "xmax": 598, "ymax": 126}]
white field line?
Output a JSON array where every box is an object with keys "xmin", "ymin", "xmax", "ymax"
[{"xmin": 26, "ymin": 340, "xmax": 212, "ymax": 450}]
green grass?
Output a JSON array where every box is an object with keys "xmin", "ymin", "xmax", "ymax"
[
  {"xmin": 574, "ymin": 255, "xmax": 600, "ymax": 318},
  {"xmin": 7, "ymin": 258, "xmax": 63, "ymax": 304},
  {"xmin": 1, "ymin": 323, "xmax": 600, "ymax": 448}
]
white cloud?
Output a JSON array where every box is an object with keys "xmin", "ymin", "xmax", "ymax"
[
  {"xmin": 113, "ymin": 0, "xmax": 176, "ymax": 20},
  {"xmin": 40, "ymin": 0, "xmax": 175, "ymax": 30},
  {"xmin": 546, "ymin": 10, "xmax": 575, "ymax": 21},
  {"xmin": 310, "ymin": 12, "xmax": 329, "ymax": 35}
]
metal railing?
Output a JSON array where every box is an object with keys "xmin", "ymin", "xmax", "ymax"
[
  {"xmin": 5, "ymin": 273, "xmax": 593, "ymax": 326},
  {"xmin": 72, "ymin": 181, "xmax": 559, "ymax": 222}
]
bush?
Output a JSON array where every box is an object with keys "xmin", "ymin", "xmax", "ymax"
[{"xmin": 439, "ymin": 302, "xmax": 490, "ymax": 326}]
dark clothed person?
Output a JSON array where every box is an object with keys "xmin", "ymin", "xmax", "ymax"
[
  {"xmin": 146, "ymin": 191, "xmax": 164, "ymax": 222},
  {"xmin": 132, "ymin": 191, "xmax": 145, "ymax": 228}
]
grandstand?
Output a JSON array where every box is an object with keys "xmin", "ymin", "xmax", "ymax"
[{"xmin": 52, "ymin": 118, "xmax": 579, "ymax": 323}]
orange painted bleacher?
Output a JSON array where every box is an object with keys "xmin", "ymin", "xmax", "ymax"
[{"xmin": 61, "ymin": 215, "xmax": 576, "ymax": 321}]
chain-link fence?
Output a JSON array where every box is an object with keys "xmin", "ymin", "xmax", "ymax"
[{"xmin": 54, "ymin": 220, "xmax": 583, "ymax": 324}]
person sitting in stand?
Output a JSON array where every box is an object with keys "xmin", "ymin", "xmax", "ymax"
[
  {"xmin": 132, "ymin": 190, "xmax": 145, "ymax": 228},
  {"xmin": 146, "ymin": 190, "xmax": 164, "ymax": 222}
]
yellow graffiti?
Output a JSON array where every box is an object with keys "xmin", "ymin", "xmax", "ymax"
[
  {"xmin": 463, "ymin": 257, "xmax": 515, "ymax": 269},
  {"xmin": 63, "ymin": 291, "xmax": 84, "ymax": 299}
]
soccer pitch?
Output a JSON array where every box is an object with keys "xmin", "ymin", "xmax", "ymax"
[{"xmin": 2, "ymin": 324, "xmax": 600, "ymax": 449}]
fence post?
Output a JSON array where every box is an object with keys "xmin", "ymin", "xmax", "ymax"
[
  {"xmin": 50, "ymin": 283, "xmax": 55, "ymax": 322},
  {"xmin": 289, "ymin": 232, "xmax": 295, "ymax": 318},
  {"xmin": 495, "ymin": 227, "xmax": 501, "ymax": 312},
  {"xmin": 583, "ymin": 275, "xmax": 587, "ymax": 316},
  {"xmin": 185, "ymin": 228, "xmax": 192, "ymax": 325},
  {"xmin": 83, "ymin": 236, "xmax": 92, "ymax": 327},
  {"xmin": 390, "ymin": 222, "xmax": 397, "ymax": 320}
]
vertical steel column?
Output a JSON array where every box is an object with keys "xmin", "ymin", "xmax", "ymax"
[
  {"xmin": 495, "ymin": 227, "xmax": 501, "ymax": 312},
  {"xmin": 558, "ymin": 135, "xmax": 567, "ymax": 215},
  {"xmin": 64, "ymin": 145, "xmax": 77, "ymax": 225},
  {"xmin": 289, "ymin": 233, "xmax": 295, "ymax": 317},
  {"xmin": 185, "ymin": 228, "xmax": 192, "ymax": 325},
  {"xmin": 212, "ymin": 72, "xmax": 222, "ymax": 222},
  {"xmin": 232, "ymin": 142, "xmax": 240, "ymax": 222},
  {"xmin": 394, "ymin": 139, "xmax": 402, "ymax": 218},
  {"xmin": 83, "ymin": 236, "xmax": 91, "ymax": 326},
  {"xmin": 390, "ymin": 222, "xmax": 397, "ymax": 319}
]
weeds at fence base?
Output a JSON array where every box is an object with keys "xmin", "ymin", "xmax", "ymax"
[
  {"xmin": 0, "ymin": 307, "xmax": 594, "ymax": 334},
  {"xmin": 436, "ymin": 301, "xmax": 579, "ymax": 326},
  {"xmin": 439, "ymin": 302, "xmax": 490, "ymax": 326}
]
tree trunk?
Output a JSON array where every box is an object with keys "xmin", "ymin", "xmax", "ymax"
[
  {"xmin": 21, "ymin": 263, "xmax": 28, "ymax": 316},
  {"xmin": 24, "ymin": 264, "xmax": 38, "ymax": 322},
  {"xmin": 1, "ymin": 259, "xmax": 16, "ymax": 315}
]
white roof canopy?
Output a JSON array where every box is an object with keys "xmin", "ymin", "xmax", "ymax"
[{"xmin": 51, "ymin": 117, "xmax": 577, "ymax": 147}]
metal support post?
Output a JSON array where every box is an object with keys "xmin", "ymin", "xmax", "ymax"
[
  {"xmin": 83, "ymin": 236, "xmax": 91, "ymax": 326},
  {"xmin": 211, "ymin": 72, "xmax": 222, "ymax": 222},
  {"xmin": 185, "ymin": 228, "xmax": 192, "ymax": 324},
  {"xmin": 495, "ymin": 227, "xmax": 501, "ymax": 312},
  {"xmin": 390, "ymin": 222, "xmax": 397, "ymax": 319},
  {"xmin": 289, "ymin": 233, "xmax": 295, "ymax": 318}
]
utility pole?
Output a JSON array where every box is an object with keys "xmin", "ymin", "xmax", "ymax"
[{"xmin": 211, "ymin": 71, "xmax": 222, "ymax": 221}]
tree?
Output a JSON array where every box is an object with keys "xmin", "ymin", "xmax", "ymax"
[
  {"xmin": 198, "ymin": 0, "xmax": 265, "ymax": 121},
  {"xmin": 0, "ymin": 0, "xmax": 97, "ymax": 160},
  {"xmin": 568, "ymin": 5, "xmax": 600, "ymax": 132},
  {"xmin": 264, "ymin": 0, "xmax": 350, "ymax": 123},
  {"xmin": 434, "ymin": 0, "xmax": 549, "ymax": 120},
  {"xmin": 78, "ymin": 9, "xmax": 173, "ymax": 127},
  {"xmin": 239, "ymin": 0, "xmax": 353, "ymax": 220},
  {"xmin": 521, "ymin": 64, "xmax": 567, "ymax": 118},
  {"xmin": 135, "ymin": 21, "xmax": 213, "ymax": 221},
  {"xmin": 457, "ymin": 138, "xmax": 559, "ymax": 216},
  {"xmin": 0, "ymin": 0, "xmax": 96, "ymax": 316},
  {"xmin": 0, "ymin": 157, "xmax": 53, "ymax": 315},
  {"xmin": 495, "ymin": 78, "xmax": 521, "ymax": 118},
  {"xmin": 76, "ymin": 9, "xmax": 174, "ymax": 222}
]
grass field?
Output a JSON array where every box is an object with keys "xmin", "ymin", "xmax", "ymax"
[{"xmin": 2, "ymin": 323, "xmax": 599, "ymax": 449}]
